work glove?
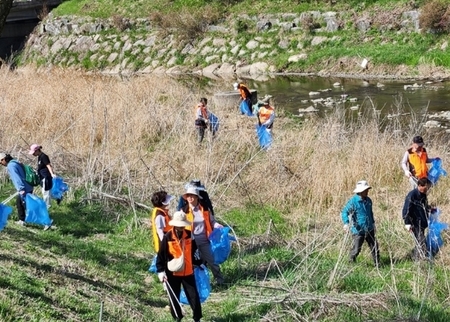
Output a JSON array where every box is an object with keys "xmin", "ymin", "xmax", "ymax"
[
  {"xmin": 343, "ymin": 224, "xmax": 349, "ymax": 231},
  {"xmin": 404, "ymin": 170, "xmax": 411, "ymax": 178},
  {"xmin": 51, "ymin": 173, "xmax": 57, "ymax": 178},
  {"xmin": 157, "ymin": 272, "xmax": 166, "ymax": 283},
  {"xmin": 214, "ymin": 223, "xmax": 223, "ymax": 229},
  {"xmin": 405, "ymin": 224, "xmax": 412, "ymax": 231}
]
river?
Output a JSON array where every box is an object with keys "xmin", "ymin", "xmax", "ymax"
[{"xmin": 244, "ymin": 76, "xmax": 450, "ymax": 123}]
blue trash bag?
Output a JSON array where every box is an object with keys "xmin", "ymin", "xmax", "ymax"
[
  {"xmin": 209, "ymin": 112, "xmax": 220, "ymax": 133},
  {"xmin": 50, "ymin": 176, "xmax": 69, "ymax": 200},
  {"xmin": 256, "ymin": 124, "xmax": 273, "ymax": 150},
  {"xmin": 25, "ymin": 194, "xmax": 53, "ymax": 226},
  {"xmin": 180, "ymin": 266, "xmax": 211, "ymax": 304},
  {"xmin": 240, "ymin": 99, "xmax": 253, "ymax": 116},
  {"xmin": 148, "ymin": 255, "xmax": 157, "ymax": 274},
  {"xmin": 0, "ymin": 204, "xmax": 13, "ymax": 231},
  {"xmin": 426, "ymin": 208, "xmax": 448, "ymax": 257},
  {"xmin": 428, "ymin": 158, "xmax": 447, "ymax": 185},
  {"xmin": 209, "ymin": 227, "xmax": 234, "ymax": 265}
]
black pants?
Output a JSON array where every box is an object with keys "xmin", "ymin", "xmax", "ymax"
[
  {"xmin": 411, "ymin": 226, "xmax": 427, "ymax": 260},
  {"xmin": 166, "ymin": 274, "xmax": 202, "ymax": 321},
  {"xmin": 16, "ymin": 193, "xmax": 26, "ymax": 221},
  {"xmin": 350, "ymin": 230, "xmax": 379, "ymax": 265}
]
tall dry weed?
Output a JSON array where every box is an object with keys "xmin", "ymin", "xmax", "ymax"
[{"xmin": 0, "ymin": 66, "xmax": 449, "ymax": 232}]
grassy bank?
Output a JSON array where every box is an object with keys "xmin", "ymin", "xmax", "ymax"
[
  {"xmin": 0, "ymin": 67, "xmax": 450, "ymax": 321},
  {"xmin": 15, "ymin": 0, "xmax": 450, "ymax": 77}
]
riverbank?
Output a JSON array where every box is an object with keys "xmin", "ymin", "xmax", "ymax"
[{"xmin": 15, "ymin": 1, "xmax": 450, "ymax": 81}]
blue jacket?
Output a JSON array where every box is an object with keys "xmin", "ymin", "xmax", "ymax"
[
  {"xmin": 402, "ymin": 188, "xmax": 429, "ymax": 229},
  {"xmin": 341, "ymin": 194, "xmax": 375, "ymax": 235},
  {"xmin": 7, "ymin": 160, "xmax": 33, "ymax": 193}
]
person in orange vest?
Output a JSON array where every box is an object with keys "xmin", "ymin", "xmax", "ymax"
[
  {"xmin": 151, "ymin": 190, "xmax": 174, "ymax": 252},
  {"xmin": 233, "ymin": 82, "xmax": 253, "ymax": 116},
  {"xmin": 156, "ymin": 211, "xmax": 203, "ymax": 322},
  {"xmin": 256, "ymin": 100, "xmax": 275, "ymax": 133},
  {"xmin": 401, "ymin": 136, "xmax": 440, "ymax": 189},
  {"xmin": 181, "ymin": 186, "xmax": 225, "ymax": 285},
  {"xmin": 194, "ymin": 98, "xmax": 211, "ymax": 143}
]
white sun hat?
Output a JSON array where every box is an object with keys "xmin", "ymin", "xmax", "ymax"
[
  {"xmin": 182, "ymin": 187, "xmax": 203, "ymax": 200},
  {"xmin": 353, "ymin": 180, "xmax": 372, "ymax": 193},
  {"xmin": 233, "ymin": 82, "xmax": 239, "ymax": 90},
  {"xmin": 169, "ymin": 211, "xmax": 192, "ymax": 227}
]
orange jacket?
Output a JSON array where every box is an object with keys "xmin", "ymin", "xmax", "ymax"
[
  {"xmin": 407, "ymin": 148, "xmax": 429, "ymax": 178},
  {"xmin": 166, "ymin": 229, "xmax": 194, "ymax": 276},
  {"xmin": 151, "ymin": 207, "xmax": 171, "ymax": 252},
  {"xmin": 258, "ymin": 105, "xmax": 275, "ymax": 124},
  {"xmin": 185, "ymin": 204, "xmax": 213, "ymax": 239}
]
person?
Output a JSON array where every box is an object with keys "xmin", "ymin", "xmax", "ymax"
[
  {"xmin": 256, "ymin": 100, "xmax": 275, "ymax": 133},
  {"xmin": 341, "ymin": 180, "xmax": 380, "ymax": 266},
  {"xmin": 0, "ymin": 153, "xmax": 33, "ymax": 226},
  {"xmin": 402, "ymin": 177, "xmax": 432, "ymax": 261},
  {"xmin": 151, "ymin": 190, "xmax": 174, "ymax": 252},
  {"xmin": 401, "ymin": 136, "xmax": 439, "ymax": 189},
  {"xmin": 181, "ymin": 186, "xmax": 225, "ymax": 285},
  {"xmin": 194, "ymin": 98, "xmax": 214, "ymax": 143},
  {"xmin": 177, "ymin": 179, "xmax": 215, "ymax": 217},
  {"xmin": 233, "ymin": 82, "xmax": 253, "ymax": 116},
  {"xmin": 29, "ymin": 144, "xmax": 56, "ymax": 208},
  {"xmin": 156, "ymin": 211, "xmax": 203, "ymax": 322}
]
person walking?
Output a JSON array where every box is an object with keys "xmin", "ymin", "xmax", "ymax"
[
  {"xmin": 181, "ymin": 186, "xmax": 225, "ymax": 285},
  {"xmin": 341, "ymin": 180, "xmax": 380, "ymax": 266},
  {"xmin": 156, "ymin": 211, "xmax": 203, "ymax": 322},
  {"xmin": 256, "ymin": 100, "xmax": 275, "ymax": 133},
  {"xmin": 0, "ymin": 153, "xmax": 33, "ymax": 225},
  {"xmin": 402, "ymin": 177, "xmax": 432, "ymax": 261},
  {"xmin": 233, "ymin": 82, "xmax": 253, "ymax": 116},
  {"xmin": 401, "ymin": 136, "xmax": 439, "ymax": 189},
  {"xmin": 151, "ymin": 190, "xmax": 174, "ymax": 252},
  {"xmin": 195, "ymin": 98, "xmax": 214, "ymax": 143},
  {"xmin": 177, "ymin": 179, "xmax": 215, "ymax": 217},
  {"xmin": 29, "ymin": 144, "xmax": 56, "ymax": 208}
]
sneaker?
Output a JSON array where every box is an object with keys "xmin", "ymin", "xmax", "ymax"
[
  {"xmin": 43, "ymin": 225, "xmax": 51, "ymax": 231},
  {"xmin": 15, "ymin": 220, "xmax": 24, "ymax": 226}
]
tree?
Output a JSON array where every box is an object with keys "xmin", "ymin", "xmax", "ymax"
[{"xmin": 0, "ymin": 0, "xmax": 13, "ymax": 35}]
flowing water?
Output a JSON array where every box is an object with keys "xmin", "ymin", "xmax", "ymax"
[{"xmin": 244, "ymin": 76, "xmax": 450, "ymax": 122}]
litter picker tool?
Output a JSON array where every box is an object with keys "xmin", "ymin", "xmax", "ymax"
[{"xmin": 163, "ymin": 280, "xmax": 186, "ymax": 317}]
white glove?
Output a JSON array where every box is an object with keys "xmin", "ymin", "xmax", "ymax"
[
  {"xmin": 157, "ymin": 272, "xmax": 166, "ymax": 282},
  {"xmin": 404, "ymin": 171, "xmax": 411, "ymax": 178},
  {"xmin": 51, "ymin": 174, "xmax": 57, "ymax": 178},
  {"xmin": 214, "ymin": 223, "xmax": 223, "ymax": 229},
  {"xmin": 343, "ymin": 224, "xmax": 349, "ymax": 231},
  {"xmin": 405, "ymin": 224, "xmax": 412, "ymax": 231}
]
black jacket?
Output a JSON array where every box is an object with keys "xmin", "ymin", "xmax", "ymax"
[{"xmin": 402, "ymin": 188, "xmax": 430, "ymax": 229}]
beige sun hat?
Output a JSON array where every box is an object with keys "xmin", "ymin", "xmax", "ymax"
[
  {"xmin": 182, "ymin": 187, "xmax": 202, "ymax": 200},
  {"xmin": 353, "ymin": 180, "xmax": 372, "ymax": 193},
  {"xmin": 169, "ymin": 211, "xmax": 192, "ymax": 227}
]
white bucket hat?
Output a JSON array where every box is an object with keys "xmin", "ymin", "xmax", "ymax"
[
  {"xmin": 169, "ymin": 211, "xmax": 191, "ymax": 227},
  {"xmin": 353, "ymin": 180, "xmax": 372, "ymax": 193},
  {"xmin": 233, "ymin": 82, "xmax": 239, "ymax": 90},
  {"xmin": 182, "ymin": 187, "xmax": 202, "ymax": 200}
]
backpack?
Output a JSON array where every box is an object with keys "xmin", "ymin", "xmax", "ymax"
[{"xmin": 22, "ymin": 163, "xmax": 41, "ymax": 186}]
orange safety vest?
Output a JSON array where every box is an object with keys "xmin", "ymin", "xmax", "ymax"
[
  {"xmin": 184, "ymin": 204, "xmax": 213, "ymax": 239},
  {"xmin": 195, "ymin": 104, "xmax": 208, "ymax": 119},
  {"xmin": 238, "ymin": 84, "xmax": 252, "ymax": 100},
  {"xmin": 167, "ymin": 229, "xmax": 194, "ymax": 276},
  {"xmin": 151, "ymin": 207, "xmax": 171, "ymax": 252},
  {"xmin": 258, "ymin": 105, "xmax": 274, "ymax": 124},
  {"xmin": 407, "ymin": 148, "xmax": 429, "ymax": 179}
]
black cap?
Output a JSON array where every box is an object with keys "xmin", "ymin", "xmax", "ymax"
[{"xmin": 413, "ymin": 136, "xmax": 424, "ymax": 145}]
